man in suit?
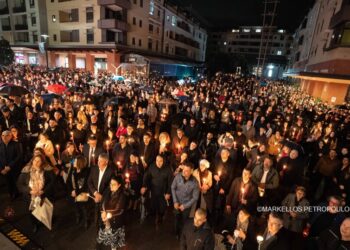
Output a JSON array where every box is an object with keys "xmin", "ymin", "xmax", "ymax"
[
  {"xmin": 82, "ymin": 135, "xmax": 104, "ymax": 168},
  {"xmin": 87, "ymin": 153, "xmax": 114, "ymax": 228},
  {"xmin": 260, "ymin": 212, "xmax": 292, "ymax": 250},
  {"xmin": 139, "ymin": 132, "xmax": 157, "ymax": 168},
  {"xmin": 0, "ymin": 130, "xmax": 22, "ymax": 199}
]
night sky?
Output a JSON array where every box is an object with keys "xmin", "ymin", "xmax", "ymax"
[{"xmin": 171, "ymin": 0, "xmax": 315, "ymax": 31}]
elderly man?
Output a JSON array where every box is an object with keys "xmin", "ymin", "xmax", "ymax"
[
  {"xmin": 260, "ymin": 212, "xmax": 291, "ymax": 250},
  {"xmin": 0, "ymin": 130, "xmax": 22, "ymax": 199},
  {"xmin": 318, "ymin": 217, "xmax": 350, "ymax": 250},
  {"xmin": 172, "ymin": 162, "xmax": 199, "ymax": 239},
  {"xmin": 180, "ymin": 209, "xmax": 215, "ymax": 250}
]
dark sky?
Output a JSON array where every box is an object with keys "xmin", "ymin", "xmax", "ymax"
[{"xmin": 171, "ymin": 0, "xmax": 315, "ymax": 31}]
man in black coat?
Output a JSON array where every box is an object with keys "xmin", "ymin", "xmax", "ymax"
[
  {"xmin": 87, "ymin": 153, "xmax": 114, "ymax": 227},
  {"xmin": 0, "ymin": 130, "xmax": 22, "ymax": 198},
  {"xmin": 0, "ymin": 106, "xmax": 17, "ymax": 131},
  {"xmin": 260, "ymin": 212, "xmax": 292, "ymax": 250},
  {"xmin": 139, "ymin": 132, "xmax": 157, "ymax": 168},
  {"xmin": 317, "ymin": 217, "xmax": 350, "ymax": 250},
  {"xmin": 45, "ymin": 118, "xmax": 66, "ymax": 148},
  {"xmin": 82, "ymin": 135, "xmax": 104, "ymax": 168},
  {"xmin": 180, "ymin": 208, "xmax": 215, "ymax": 250}
]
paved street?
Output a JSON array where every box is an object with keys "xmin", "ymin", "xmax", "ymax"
[{"xmin": 0, "ymin": 181, "xmax": 180, "ymax": 250}]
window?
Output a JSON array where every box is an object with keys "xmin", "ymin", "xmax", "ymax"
[
  {"xmin": 30, "ymin": 0, "xmax": 35, "ymax": 8},
  {"xmin": 86, "ymin": 28, "xmax": 94, "ymax": 44},
  {"xmin": 165, "ymin": 43, "xmax": 169, "ymax": 53},
  {"xmin": 132, "ymin": 37, "xmax": 135, "ymax": 45},
  {"xmin": 139, "ymin": 20, "xmax": 142, "ymax": 27},
  {"xmin": 140, "ymin": 0, "xmax": 143, "ymax": 7},
  {"xmin": 139, "ymin": 39, "xmax": 142, "ymax": 46},
  {"xmin": 149, "ymin": 0, "xmax": 154, "ymax": 15},
  {"xmin": 133, "ymin": 17, "xmax": 136, "ymax": 25},
  {"xmin": 86, "ymin": 7, "xmax": 93, "ymax": 23},
  {"xmin": 156, "ymin": 40, "xmax": 159, "ymax": 51},
  {"xmin": 171, "ymin": 16, "xmax": 176, "ymax": 26},
  {"xmin": 53, "ymin": 34, "xmax": 57, "ymax": 41},
  {"xmin": 148, "ymin": 38, "xmax": 152, "ymax": 50},
  {"xmin": 149, "ymin": 24, "xmax": 153, "ymax": 33},
  {"xmin": 52, "ymin": 15, "xmax": 56, "ymax": 22},
  {"xmin": 166, "ymin": 15, "xmax": 170, "ymax": 21},
  {"xmin": 31, "ymin": 13, "xmax": 36, "ymax": 26},
  {"xmin": 32, "ymin": 31, "xmax": 38, "ymax": 43},
  {"xmin": 158, "ymin": 10, "xmax": 160, "ymax": 17},
  {"xmin": 277, "ymin": 50, "xmax": 282, "ymax": 55},
  {"xmin": 156, "ymin": 27, "xmax": 159, "ymax": 34}
]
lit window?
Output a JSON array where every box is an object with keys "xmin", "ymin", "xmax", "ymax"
[
  {"xmin": 278, "ymin": 29, "xmax": 285, "ymax": 33},
  {"xmin": 255, "ymin": 29, "xmax": 261, "ymax": 33},
  {"xmin": 268, "ymin": 69, "xmax": 273, "ymax": 77},
  {"xmin": 232, "ymin": 29, "xmax": 239, "ymax": 33},
  {"xmin": 277, "ymin": 50, "xmax": 282, "ymax": 55},
  {"xmin": 171, "ymin": 16, "xmax": 176, "ymax": 26},
  {"xmin": 52, "ymin": 15, "xmax": 56, "ymax": 22},
  {"xmin": 224, "ymin": 42, "xmax": 227, "ymax": 45},
  {"xmin": 243, "ymin": 29, "xmax": 250, "ymax": 33}
]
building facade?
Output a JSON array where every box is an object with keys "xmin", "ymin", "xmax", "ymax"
[
  {"xmin": 43, "ymin": 0, "xmax": 207, "ymax": 78},
  {"xmin": 0, "ymin": 0, "xmax": 48, "ymax": 65},
  {"xmin": 209, "ymin": 26, "xmax": 293, "ymax": 78},
  {"xmin": 287, "ymin": 0, "xmax": 350, "ymax": 104}
]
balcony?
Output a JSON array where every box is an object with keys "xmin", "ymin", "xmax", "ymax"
[
  {"xmin": 14, "ymin": 24, "xmax": 28, "ymax": 30},
  {"xmin": 98, "ymin": 0, "xmax": 130, "ymax": 10},
  {"xmin": 329, "ymin": 5, "xmax": 350, "ymax": 28},
  {"xmin": 98, "ymin": 19, "xmax": 128, "ymax": 31},
  {"xmin": 0, "ymin": 7, "xmax": 9, "ymax": 15},
  {"xmin": 2, "ymin": 25, "xmax": 10, "ymax": 31},
  {"xmin": 13, "ymin": 5, "xmax": 26, "ymax": 13}
]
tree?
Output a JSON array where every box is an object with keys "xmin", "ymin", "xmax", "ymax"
[{"xmin": 0, "ymin": 38, "xmax": 14, "ymax": 66}]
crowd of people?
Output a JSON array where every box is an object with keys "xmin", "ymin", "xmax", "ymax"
[{"xmin": 0, "ymin": 64, "xmax": 350, "ymax": 250}]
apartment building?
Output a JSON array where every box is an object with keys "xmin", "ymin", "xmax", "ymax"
[
  {"xmin": 0, "ymin": 0, "xmax": 48, "ymax": 65},
  {"xmin": 44, "ymin": 0, "xmax": 207, "ymax": 78},
  {"xmin": 287, "ymin": 0, "xmax": 350, "ymax": 104},
  {"xmin": 210, "ymin": 26, "xmax": 293, "ymax": 78}
]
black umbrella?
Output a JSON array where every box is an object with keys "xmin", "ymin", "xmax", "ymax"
[
  {"xmin": 103, "ymin": 96, "xmax": 127, "ymax": 108},
  {"xmin": 41, "ymin": 93, "xmax": 62, "ymax": 104},
  {"xmin": 170, "ymin": 112, "xmax": 192, "ymax": 126},
  {"xmin": 0, "ymin": 85, "xmax": 30, "ymax": 96}
]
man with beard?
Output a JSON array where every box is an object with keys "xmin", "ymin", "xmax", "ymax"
[
  {"xmin": 141, "ymin": 155, "xmax": 173, "ymax": 225},
  {"xmin": 198, "ymin": 132, "xmax": 218, "ymax": 162},
  {"xmin": 45, "ymin": 118, "xmax": 66, "ymax": 149}
]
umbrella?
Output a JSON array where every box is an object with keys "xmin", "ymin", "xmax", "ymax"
[
  {"xmin": 139, "ymin": 85, "xmax": 154, "ymax": 93},
  {"xmin": 47, "ymin": 84, "xmax": 67, "ymax": 95},
  {"xmin": 42, "ymin": 93, "xmax": 62, "ymax": 104},
  {"xmin": 65, "ymin": 86, "xmax": 85, "ymax": 94},
  {"xmin": 158, "ymin": 98, "xmax": 178, "ymax": 106},
  {"xmin": 177, "ymin": 95, "xmax": 191, "ymax": 102},
  {"xmin": 103, "ymin": 96, "xmax": 127, "ymax": 107},
  {"xmin": 112, "ymin": 75, "xmax": 125, "ymax": 81},
  {"xmin": 0, "ymin": 85, "xmax": 30, "ymax": 96}
]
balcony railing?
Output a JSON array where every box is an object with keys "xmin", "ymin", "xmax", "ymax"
[
  {"xmin": 98, "ymin": 19, "xmax": 128, "ymax": 31},
  {"xmin": 13, "ymin": 5, "xmax": 26, "ymax": 13},
  {"xmin": 329, "ymin": 5, "xmax": 350, "ymax": 28},
  {"xmin": 0, "ymin": 7, "xmax": 9, "ymax": 15},
  {"xmin": 15, "ymin": 24, "xmax": 28, "ymax": 30},
  {"xmin": 97, "ymin": 0, "xmax": 131, "ymax": 10},
  {"xmin": 2, "ymin": 25, "xmax": 11, "ymax": 31}
]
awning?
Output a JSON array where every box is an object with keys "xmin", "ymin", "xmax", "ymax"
[
  {"xmin": 284, "ymin": 71, "xmax": 350, "ymax": 85},
  {"xmin": 144, "ymin": 56, "xmax": 201, "ymax": 67}
]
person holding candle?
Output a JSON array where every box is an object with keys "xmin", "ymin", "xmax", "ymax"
[
  {"xmin": 66, "ymin": 155, "xmax": 89, "ymax": 229},
  {"xmin": 35, "ymin": 132, "xmax": 57, "ymax": 166},
  {"xmin": 226, "ymin": 168, "xmax": 258, "ymax": 228},
  {"xmin": 112, "ymin": 134, "xmax": 131, "ymax": 173},
  {"xmin": 172, "ymin": 128, "xmax": 189, "ymax": 158},
  {"xmin": 193, "ymin": 159, "xmax": 213, "ymax": 221},
  {"xmin": 139, "ymin": 132, "xmax": 157, "ymax": 169},
  {"xmin": 124, "ymin": 152, "xmax": 143, "ymax": 211},
  {"xmin": 82, "ymin": 135, "xmax": 104, "ymax": 168},
  {"xmin": 141, "ymin": 155, "xmax": 173, "ymax": 225},
  {"xmin": 97, "ymin": 175, "xmax": 126, "ymax": 250}
]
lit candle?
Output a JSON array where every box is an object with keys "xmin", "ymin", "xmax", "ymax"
[
  {"xmin": 106, "ymin": 212, "xmax": 112, "ymax": 219},
  {"xmin": 283, "ymin": 164, "xmax": 288, "ymax": 171},
  {"xmin": 70, "ymin": 132, "xmax": 74, "ymax": 142},
  {"xmin": 202, "ymin": 178, "xmax": 207, "ymax": 185},
  {"xmin": 141, "ymin": 156, "xmax": 144, "ymax": 162},
  {"xmin": 125, "ymin": 172, "xmax": 130, "ymax": 179},
  {"xmin": 233, "ymin": 141, "xmax": 237, "ymax": 148},
  {"xmin": 241, "ymin": 186, "xmax": 245, "ymax": 202},
  {"xmin": 117, "ymin": 161, "xmax": 121, "ymax": 168},
  {"xmin": 56, "ymin": 144, "xmax": 61, "ymax": 161},
  {"xmin": 106, "ymin": 140, "xmax": 110, "ymax": 149}
]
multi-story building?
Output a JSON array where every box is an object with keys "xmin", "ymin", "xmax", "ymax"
[
  {"xmin": 0, "ymin": 0, "xmax": 48, "ymax": 65},
  {"xmin": 44, "ymin": 0, "xmax": 207, "ymax": 78},
  {"xmin": 287, "ymin": 0, "xmax": 350, "ymax": 104},
  {"xmin": 209, "ymin": 26, "xmax": 293, "ymax": 78}
]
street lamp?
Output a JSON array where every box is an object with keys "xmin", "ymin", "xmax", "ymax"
[{"xmin": 41, "ymin": 34, "xmax": 49, "ymax": 71}]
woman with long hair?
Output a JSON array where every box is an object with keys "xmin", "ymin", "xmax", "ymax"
[
  {"xmin": 17, "ymin": 154, "xmax": 55, "ymax": 233},
  {"xmin": 97, "ymin": 175, "xmax": 126, "ymax": 250}
]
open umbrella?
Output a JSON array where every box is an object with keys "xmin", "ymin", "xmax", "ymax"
[
  {"xmin": 47, "ymin": 84, "xmax": 67, "ymax": 95},
  {"xmin": 103, "ymin": 96, "xmax": 127, "ymax": 107},
  {"xmin": 112, "ymin": 75, "xmax": 125, "ymax": 81},
  {"xmin": 41, "ymin": 93, "xmax": 62, "ymax": 104},
  {"xmin": 0, "ymin": 85, "xmax": 30, "ymax": 96}
]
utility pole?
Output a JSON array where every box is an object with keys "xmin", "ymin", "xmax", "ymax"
[{"xmin": 256, "ymin": 0, "xmax": 279, "ymax": 78}]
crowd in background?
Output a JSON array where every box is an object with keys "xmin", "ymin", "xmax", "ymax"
[{"xmin": 0, "ymin": 64, "xmax": 350, "ymax": 250}]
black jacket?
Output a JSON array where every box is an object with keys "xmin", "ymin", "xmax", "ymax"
[
  {"xmin": 142, "ymin": 164, "xmax": 173, "ymax": 196},
  {"xmin": 0, "ymin": 141, "xmax": 22, "ymax": 172},
  {"xmin": 88, "ymin": 165, "xmax": 114, "ymax": 195},
  {"xmin": 67, "ymin": 167, "xmax": 90, "ymax": 196},
  {"xmin": 180, "ymin": 221, "xmax": 215, "ymax": 250},
  {"xmin": 260, "ymin": 227, "xmax": 292, "ymax": 250}
]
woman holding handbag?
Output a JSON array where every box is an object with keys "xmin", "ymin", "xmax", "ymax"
[
  {"xmin": 97, "ymin": 175, "xmax": 126, "ymax": 250},
  {"xmin": 66, "ymin": 155, "xmax": 90, "ymax": 229},
  {"xmin": 17, "ymin": 154, "xmax": 55, "ymax": 233}
]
